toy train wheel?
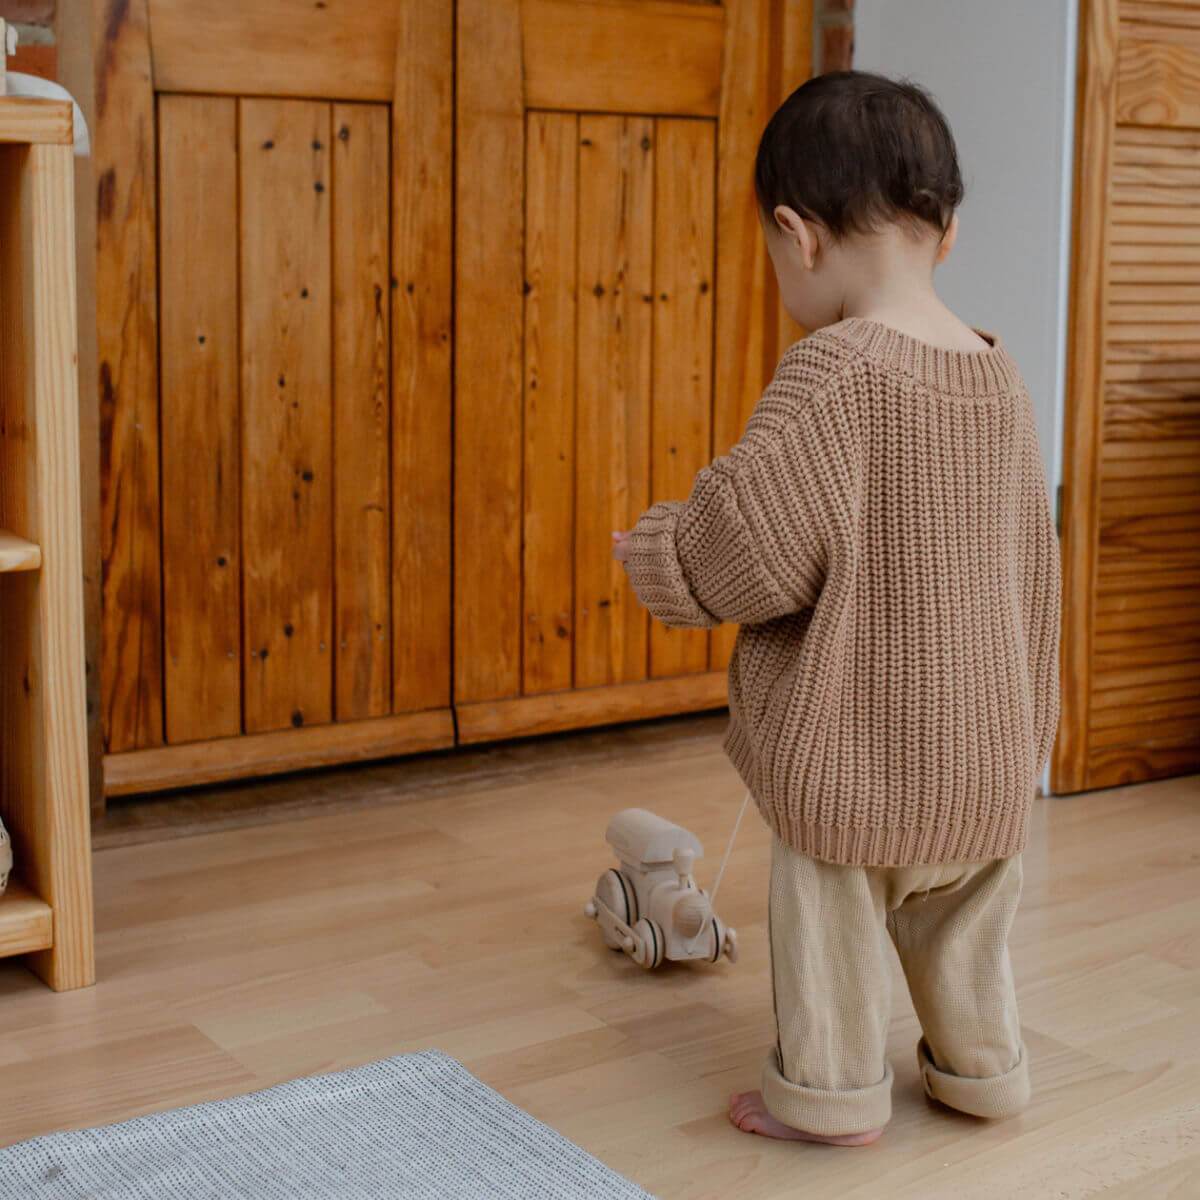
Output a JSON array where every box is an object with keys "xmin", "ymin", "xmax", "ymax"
[
  {"xmin": 594, "ymin": 869, "xmax": 638, "ymax": 950},
  {"xmin": 706, "ymin": 916, "xmax": 726, "ymax": 964},
  {"xmin": 723, "ymin": 926, "xmax": 739, "ymax": 964},
  {"xmin": 632, "ymin": 918, "xmax": 665, "ymax": 969}
]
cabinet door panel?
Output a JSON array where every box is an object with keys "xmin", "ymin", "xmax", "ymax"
[
  {"xmin": 574, "ymin": 115, "xmax": 654, "ymax": 690},
  {"xmin": 239, "ymin": 99, "xmax": 334, "ymax": 734},
  {"xmin": 651, "ymin": 118, "xmax": 716, "ymax": 679},
  {"xmin": 456, "ymin": 0, "xmax": 795, "ymax": 720},
  {"xmin": 333, "ymin": 102, "xmax": 392, "ymax": 722},
  {"xmin": 158, "ymin": 95, "xmax": 240, "ymax": 744},
  {"xmin": 523, "ymin": 112, "xmax": 578, "ymax": 696}
]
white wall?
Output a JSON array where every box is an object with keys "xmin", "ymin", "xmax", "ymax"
[{"xmin": 854, "ymin": 0, "xmax": 1078, "ymax": 488}]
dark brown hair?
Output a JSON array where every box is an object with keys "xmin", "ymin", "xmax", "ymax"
[{"xmin": 755, "ymin": 71, "xmax": 964, "ymax": 238}]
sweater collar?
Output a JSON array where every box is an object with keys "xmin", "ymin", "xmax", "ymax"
[{"xmin": 819, "ymin": 316, "xmax": 1023, "ymax": 398}]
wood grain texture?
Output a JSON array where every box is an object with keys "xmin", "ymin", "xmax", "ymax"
[
  {"xmin": 0, "ymin": 98, "xmax": 72, "ymax": 145},
  {"xmin": 103, "ymin": 709, "xmax": 456, "ymax": 797},
  {"xmin": 454, "ymin": 0, "xmax": 525, "ymax": 704},
  {"xmin": 1121, "ymin": 1, "xmax": 1200, "ymax": 35},
  {"xmin": 147, "ymin": 0, "xmax": 398, "ymax": 101},
  {"xmin": 94, "ymin": 0, "xmax": 163, "ymax": 753},
  {"xmin": 575, "ymin": 115, "xmax": 654, "ymax": 690},
  {"xmin": 0, "ymin": 530, "xmax": 40, "ymax": 572},
  {"xmin": 392, "ymin": 0, "xmax": 453, "ymax": 713},
  {"xmin": 523, "ymin": 111, "xmax": 578, "ymax": 696},
  {"xmin": 239, "ymin": 99, "xmax": 334, "ymax": 735},
  {"xmin": 710, "ymin": 0, "xmax": 774, "ymax": 672},
  {"xmin": 1117, "ymin": 37, "xmax": 1200, "ymax": 126},
  {"xmin": 0, "ymin": 141, "xmax": 94, "ymax": 990},
  {"xmin": 650, "ymin": 117, "xmax": 715, "ymax": 680},
  {"xmin": 1055, "ymin": 0, "xmax": 1119, "ymax": 795},
  {"xmin": 456, "ymin": 671, "xmax": 727, "ymax": 744},
  {"xmin": 157, "ymin": 95, "xmax": 241, "ymax": 745},
  {"xmin": 6, "ymin": 739, "xmax": 1200, "ymax": 1198},
  {"xmin": 333, "ymin": 102, "xmax": 391, "ymax": 722},
  {"xmin": 521, "ymin": 0, "xmax": 724, "ymax": 117}
]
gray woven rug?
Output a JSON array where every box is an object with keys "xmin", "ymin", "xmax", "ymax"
[{"xmin": 0, "ymin": 1050, "xmax": 654, "ymax": 1199}]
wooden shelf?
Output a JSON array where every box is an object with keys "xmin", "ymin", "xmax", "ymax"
[
  {"xmin": 0, "ymin": 87, "xmax": 94, "ymax": 990},
  {"xmin": 0, "ymin": 97, "xmax": 73, "ymax": 147},
  {"xmin": 0, "ymin": 879, "xmax": 54, "ymax": 959},
  {"xmin": 0, "ymin": 529, "xmax": 41, "ymax": 573}
]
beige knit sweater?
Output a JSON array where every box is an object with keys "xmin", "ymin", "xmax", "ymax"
[{"xmin": 624, "ymin": 317, "xmax": 1061, "ymax": 867}]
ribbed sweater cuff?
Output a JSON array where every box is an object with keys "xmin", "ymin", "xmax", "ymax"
[
  {"xmin": 623, "ymin": 502, "xmax": 718, "ymax": 629},
  {"xmin": 765, "ymin": 812, "xmax": 1030, "ymax": 868},
  {"xmin": 725, "ymin": 715, "xmax": 1031, "ymax": 866}
]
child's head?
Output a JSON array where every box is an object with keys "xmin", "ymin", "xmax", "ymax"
[{"xmin": 756, "ymin": 71, "xmax": 964, "ymax": 330}]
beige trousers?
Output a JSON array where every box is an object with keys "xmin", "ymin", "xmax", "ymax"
[{"xmin": 763, "ymin": 836, "xmax": 1030, "ymax": 1136}]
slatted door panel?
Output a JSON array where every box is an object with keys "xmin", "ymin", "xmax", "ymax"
[
  {"xmin": 455, "ymin": 0, "xmax": 798, "ymax": 742},
  {"xmin": 522, "ymin": 114, "xmax": 714, "ymax": 698},
  {"xmin": 1059, "ymin": 0, "xmax": 1200, "ymax": 791},
  {"xmin": 158, "ymin": 95, "xmax": 240, "ymax": 744},
  {"xmin": 160, "ymin": 96, "xmax": 383, "ymax": 737},
  {"xmin": 96, "ymin": 1, "xmax": 455, "ymax": 797}
]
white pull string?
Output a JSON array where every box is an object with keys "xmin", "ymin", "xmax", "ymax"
[{"xmin": 686, "ymin": 789, "xmax": 752, "ymax": 953}]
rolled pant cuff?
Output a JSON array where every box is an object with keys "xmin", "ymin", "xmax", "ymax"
[
  {"xmin": 761, "ymin": 1048, "xmax": 893, "ymax": 1136},
  {"xmin": 917, "ymin": 1038, "xmax": 1030, "ymax": 1119}
]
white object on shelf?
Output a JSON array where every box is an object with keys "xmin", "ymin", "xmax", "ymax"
[{"xmin": 0, "ymin": 816, "xmax": 11, "ymax": 897}]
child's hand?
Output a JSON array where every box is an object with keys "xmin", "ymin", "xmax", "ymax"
[{"xmin": 611, "ymin": 530, "xmax": 632, "ymax": 564}]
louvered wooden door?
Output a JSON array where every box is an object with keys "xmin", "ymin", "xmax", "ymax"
[
  {"xmin": 454, "ymin": 0, "xmax": 809, "ymax": 742},
  {"xmin": 1057, "ymin": 0, "xmax": 1200, "ymax": 790},
  {"xmin": 93, "ymin": 2, "xmax": 457, "ymax": 795}
]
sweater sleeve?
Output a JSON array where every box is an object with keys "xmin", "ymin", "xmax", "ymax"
[
  {"xmin": 1016, "ymin": 419, "xmax": 1062, "ymax": 774},
  {"xmin": 622, "ymin": 344, "xmax": 840, "ymax": 628}
]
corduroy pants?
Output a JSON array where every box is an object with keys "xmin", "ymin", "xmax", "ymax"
[{"xmin": 763, "ymin": 835, "xmax": 1030, "ymax": 1136}]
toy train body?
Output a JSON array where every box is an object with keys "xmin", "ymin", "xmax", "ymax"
[{"xmin": 584, "ymin": 808, "xmax": 738, "ymax": 968}]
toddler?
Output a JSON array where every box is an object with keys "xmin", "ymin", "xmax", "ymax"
[{"xmin": 613, "ymin": 71, "xmax": 1060, "ymax": 1147}]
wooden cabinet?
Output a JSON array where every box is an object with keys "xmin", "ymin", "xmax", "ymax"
[
  {"xmin": 1057, "ymin": 0, "xmax": 1200, "ymax": 791},
  {"xmin": 73, "ymin": 0, "xmax": 811, "ymax": 800}
]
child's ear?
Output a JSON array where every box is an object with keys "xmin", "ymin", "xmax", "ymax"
[
  {"xmin": 935, "ymin": 213, "xmax": 959, "ymax": 265},
  {"xmin": 773, "ymin": 205, "xmax": 817, "ymax": 270}
]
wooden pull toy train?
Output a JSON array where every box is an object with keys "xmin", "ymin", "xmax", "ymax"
[{"xmin": 584, "ymin": 808, "xmax": 738, "ymax": 968}]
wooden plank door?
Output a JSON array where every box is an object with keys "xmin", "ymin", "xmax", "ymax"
[
  {"xmin": 1057, "ymin": 0, "xmax": 1200, "ymax": 791},
  {"xmin": 454, "ymin": 0, "xmax": 811, "ymax": 742},
  {"xmin": 89, "ymin": 1, "xmax": 457, "ymax": 797}
]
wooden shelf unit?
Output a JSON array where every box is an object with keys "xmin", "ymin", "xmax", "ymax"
[{"xmin": 0, "ymin": 89, "xmax": 95, "ymax": 991}]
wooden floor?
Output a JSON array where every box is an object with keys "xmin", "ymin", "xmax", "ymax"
[{"xmin": 2, "ymin": 716, "xmax": 1199, "ymax": 1198}]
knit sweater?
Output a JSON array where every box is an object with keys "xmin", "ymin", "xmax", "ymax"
[{"xmin": 624, "ymin": 317, "xmax": 1061, "ymax": 867}]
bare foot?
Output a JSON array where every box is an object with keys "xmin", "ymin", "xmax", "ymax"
[{"xmin": 728, "ymin": 1091, "xmax": 884, "ymax": 1147}]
